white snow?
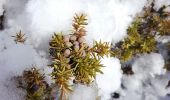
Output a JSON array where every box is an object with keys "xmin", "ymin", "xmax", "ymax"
[
  {"xmin": 0, "ymin": 43, "xmax": 49, "ymax": 99},
  {"xmin": 0, "ymin": 0, "xmax": 170, "ymax": 100},
  {"xmin": 70, "ymin": 84, "xmax": 98, "ymax": 100},
  {"xmin": 16, "ymin": 0, "xmax": 148, "ymax": 47},
  {"xmin": 96, "ymin": 57, "xmax": 122, "ymax": 100},
  {"xmin": 0, "ymin": 0, "xmax": 5, "ymax": 15},
  {"xmin": 116, "ymin": 53, "xmax": 170, "ymax": 100},
  {"xmin": 132, "ymin": 53, "xmax": 165, "ymax": 76}
]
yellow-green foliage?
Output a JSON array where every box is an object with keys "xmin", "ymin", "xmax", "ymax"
[
  {"xmin": 111, "ymin": 2, "xmax": 170, "ymax": 62},
  {"xmin": 16, "ymin": 67, "xmax": 52, "ymax": 100},
  {"xmin": 141, "ymin": 2, "xmax": 170, "ymax": 36},
  {"xmin": 49, "ymin": 14, "xmax": 111, "ymax": 100},
  {"xmin": 12, "ymin": 31, "xmax": 27, "ymax": 43},
  {"xmin": 111, "ymin": 20, "xmax": 157, "ymax": 62}
]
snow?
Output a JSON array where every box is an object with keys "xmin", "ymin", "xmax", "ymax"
[
  {"xmin": 0, "ymin": 0, "xmax": 170, "ymax": 100},
  {"xmin": 23, "ymin": 0, "xmax": 148, "ymax": 46},
  {"xmin": 70, "ymin": 84, "xmax": 98, "ymax": 100},
  {"xmin": 96, "ymin": 57, "xmax": 122, "ymax": 100},
  {"xmin": 154, "ymin": 0, "xmax": 170, "ymax": 10},
  {"xmin": 0, "ymin": 43, "xmax": 49, "ymax": 99},
  {"xmin": 116, "ymin": 53, "xmax": 170, "ymax": 100},
  {"xmin": 0, "ymin": 0, "xmax": 5, "ymax": 15},
  {"xmin": 132, "ymin": 53, "xmax": 165, "ymax": 76}
]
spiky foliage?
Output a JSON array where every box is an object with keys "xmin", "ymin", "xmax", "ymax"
[
  {"xmin": 111, "ymin": 20, "xmax": 157, "ymax": 62},
  {"xmin": 141, "ymin": 1, "xmax": 170, "ymax": 36},
  {"xmin": 49, "ymin": 14, "xmax": 111, "ymax": 100},
  {"xmin": 111, "ymin": 1, "xmax": 170, "ymax": 62},
  {"xmin": 16, "ymin": 67, "xmax": 53, "ymax": 100},
  {"xmin": 50, "ymin": 54, "xmax": 73, "ymax": 100},
  {"xmin": 12, "ymin": 31, "xmax": 27, "ymax": 43},
  {"xmin": 91, "ymin": 41, "xmax": 111, "ymax": 57}
]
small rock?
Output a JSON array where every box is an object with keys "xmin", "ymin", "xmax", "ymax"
[
  {"xmin": 0, "ymin": 11, "xmax": 5, "ymax": 30},
  {"xmin": 111, "ymin": 92, "xmax": 120, "ymax": 99}
]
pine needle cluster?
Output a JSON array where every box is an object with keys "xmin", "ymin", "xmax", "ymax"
[
  {"xmin": 12, "ymin": 31, "xmax": 27, "ymax": 44},
  {"xmin": 49, "ymin": 14, "xmax": 111, "ymax": 100},
  {"xmin": 111, "ymin": 1, "xmax": 170, "ymax": 62},
  {"xmin": 15, "ymin": 67, "xmax": 53, "ymax": 100},
  {"xmin": 141, "ymin": 1, "xmax": 170, "ymax": 36},
  {"xmin": 111, "ymin": 20, "xmax": 157, "ymax": 62}
]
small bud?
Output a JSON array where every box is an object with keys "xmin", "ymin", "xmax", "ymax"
[
  {"xmin": 78, "ymin": 37, "xmax": 86, "ymax": 43},
  {"xmin": 74, "ymin": 45, "xmax": 79, "ymax": 51},
  {"xmin": 64, "ymin": 49, "xmax": 71, "ymax": 57},
  {"xmin": 70, "ymin": 35, "xmax": 77, "ymax": 41},
  {"xmin": 63, "ymin": 35, "xmax": 70, "ymax": 42},
  {"xmin": 65, "ymin": 42, "xmax": 73, "ymax": 47},
  {"xmin": 79, "ymin": 28, "xmax": 86, "ymax": 36},
  {"xmin": 73, "ymin": 41, "xmax": 79, "ymax": 46}
]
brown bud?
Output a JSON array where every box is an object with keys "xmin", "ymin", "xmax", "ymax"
[
  {"xmin": 74, "ymin": 45, "xmax": 79, "ymax": 51},
  {"xmin": 79, "ymin": 28, "xmax": 86, "ymax": 36},
  {"xmin": 70, "ymin": 35, "xmax": 77, "ymax": 41},
  {"xmin": 73, "ymin": 41, "xmax": 79, "ymax": 46},
  {"xmin": 74, "ymin": 31, "xmax": 79, "ymax": 35},
  {"xmin": 64, "ymin": 49, "xmax": 71, "ymax": 57},
  {"xmin": 63, "ymin": 35, "xmax": 70, "ymax": 42},
  {"xmin": 78, "ymin": 37, "xmax": 86, "ymax": 43},
  {"xmin": 65, "ymin": 42, "xmax": 73, "ymax": 47}
]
